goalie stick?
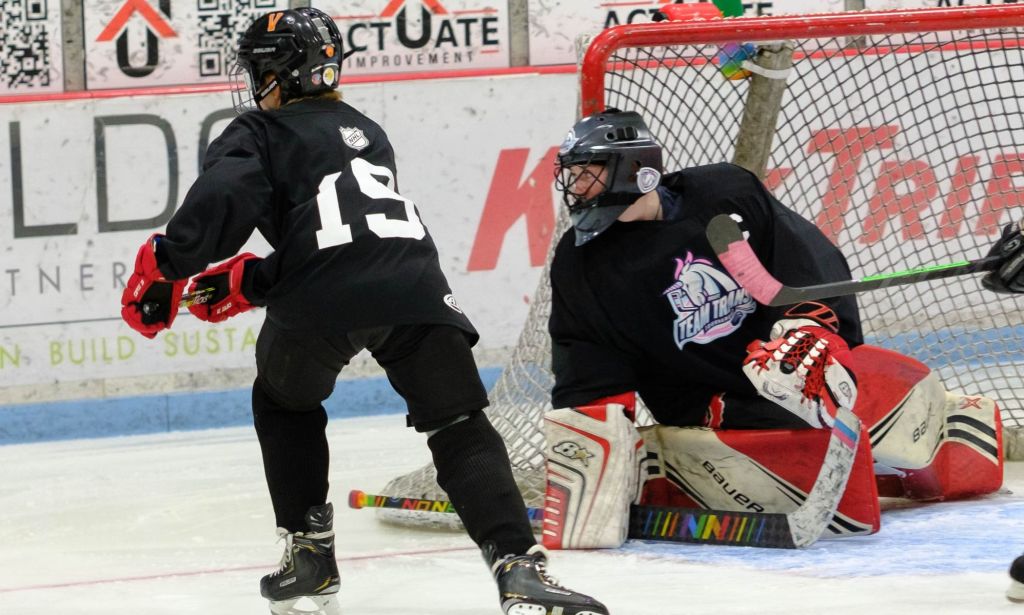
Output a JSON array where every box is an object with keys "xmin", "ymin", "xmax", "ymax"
[
  {"xmin": 705, "ymin": 213, "xmax": 1002, "ymax": 307},
  {"xmin": 349, "ymin": 408, "xmax": 860, "ymax": 549}
]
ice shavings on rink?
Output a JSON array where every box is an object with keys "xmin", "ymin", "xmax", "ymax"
[{"xmin": 0, "ymin": 414, "xmax": 1021, "ymax": 615}]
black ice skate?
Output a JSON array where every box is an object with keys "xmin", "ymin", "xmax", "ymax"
[
  {"xmin": 483, "ymin": 542, "xmax": 609, "ymax": 615},
  {"xmin": 1009, "ymin": 554, "xmax": 1024, "ymax": 603},
  {"xmin": 260, "ymin": 503, "xmax": 341, "ymax": 615}
]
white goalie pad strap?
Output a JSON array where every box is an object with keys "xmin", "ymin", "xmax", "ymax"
[{"xmin": 542, "ymin": 404, "xmax": 645, "ymax": 549}]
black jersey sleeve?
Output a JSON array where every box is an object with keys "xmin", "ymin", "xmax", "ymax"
[
  {"xmin": 739, "ymin": 169, "xmax": 863, "ymax": 344},
  {"xmin": 158, "ymin": 115, "xmax": 273, "ymax": 280},
  {"xmin": 549, "ymin": 256, "xmax": 638, "ymax": 408}
]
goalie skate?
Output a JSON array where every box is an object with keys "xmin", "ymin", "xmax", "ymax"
[
  {"xmin": 483, "ymin": 542, "xmax": 609, "ymax": 615},
  {"xmin": 261, "ymin": 503, "xmax": 340, "ymax": 615}
]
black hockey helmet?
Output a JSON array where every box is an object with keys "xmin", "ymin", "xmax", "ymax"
[
  {"xmin": 554, "ymin": 109, "xmax": 663, "ymax": 245},
  {"xmin": 231, "ymin": 7, "xmax": 343, "ymax": 113}
]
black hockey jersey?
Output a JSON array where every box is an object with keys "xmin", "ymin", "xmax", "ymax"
[
  {"xmin": 549, "ymin": 162, "xmax": 862, "ymax": 424},
  {"xmin": 157, "ymin": 97, "xmax": 475, "ymax": 338}
]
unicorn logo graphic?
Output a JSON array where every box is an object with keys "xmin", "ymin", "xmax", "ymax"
[{"xmin": 662, "ymin": 252, "xmax": 755, "ymax": 349}]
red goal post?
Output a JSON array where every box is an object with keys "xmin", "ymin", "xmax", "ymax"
[{"xmin": 580, "ymin": 5, "xmax": 1024, "ymax": 114}]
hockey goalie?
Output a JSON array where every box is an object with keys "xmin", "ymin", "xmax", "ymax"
[{"xmin": 541, "ymin": 108, "xmax": 1004, "ymax": 549}]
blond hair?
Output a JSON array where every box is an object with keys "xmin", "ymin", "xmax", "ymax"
[{"xmin": 285, "ymin": 90, "xmax": 342, "ymax": 106}]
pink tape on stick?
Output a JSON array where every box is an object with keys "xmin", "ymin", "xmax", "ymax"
[{"xmin": 717, "ymin": 239, "xmax": 783, "ymax": 304}]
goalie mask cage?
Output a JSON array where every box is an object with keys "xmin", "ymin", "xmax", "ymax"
[{"xmin": 378, "ymin": 4, "xmax": 1024, "ymax": 527}]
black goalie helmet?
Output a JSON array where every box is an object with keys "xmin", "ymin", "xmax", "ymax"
[
  {"xmin": 554, "ymin": 109, "xmax": 663, "ymax": 245},
  {"xmin": 231, "ymin": 8, "xmax": 343, "ymax": 113}
]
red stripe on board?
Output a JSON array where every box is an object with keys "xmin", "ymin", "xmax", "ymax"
[{"xmin": 0, "ymin": 65, "xmax": 576, "ymax": 105}]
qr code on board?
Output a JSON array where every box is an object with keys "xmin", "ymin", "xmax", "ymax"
[
  {"xmin": 196, "ymin": 0, "xmax": 280, "ymax": 78},
  {"xmin": 1, "ymin": 0, "xmax": 52, "ymax": 89}
]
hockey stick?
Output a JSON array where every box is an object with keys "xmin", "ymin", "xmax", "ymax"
[
  {"xmin": 141, "ymin": 287, "xmax": 216, "ymax": 316},
  {"xmin": 349, "ymin": 407, "xmax": 859, "ymax": 550},
  {"xmin": 705, "ymin": 213, "xmax": 1002, "ymax": 307},
  {"xmin": 349, "ymin": 489, "xmax": 796, "ymax": 547},
  {"xmin": 349, "ymin": 489, "xmax": 545, "ymax": 523}
]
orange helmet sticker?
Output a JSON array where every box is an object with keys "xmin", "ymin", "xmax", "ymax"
[{"xmin": 267, "ymin": 13, "xmax": 283, "ymax": 32}]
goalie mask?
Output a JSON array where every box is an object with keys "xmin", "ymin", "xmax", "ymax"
[
  {"xmin": 555, "ymin": 109, "xmax": 663, "ymax": 245},
  {"xmin": 231, "ymin": 8, "xmax": 344, "ymax": 113}
]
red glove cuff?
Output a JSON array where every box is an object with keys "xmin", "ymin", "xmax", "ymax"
[
  {"xmin": 188, "ymin": 253, "xmax": 261, "ymax": 323},
  {"xmin": 120, "ymin": 234, "xmax": 185, "ymax": 338}
]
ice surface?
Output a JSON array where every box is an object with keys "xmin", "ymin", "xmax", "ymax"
[{"xmin": 0, "ymin": 415, "xmax": 1020, "ymax": 614}]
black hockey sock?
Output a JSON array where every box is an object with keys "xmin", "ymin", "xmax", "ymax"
[
  {"xmin": 427, "ymin": 411, "xmax": 536, "ymax": 556},
  {"xmin": 252, "ymin": 379, "xmax": 330, "ymax": 532}
]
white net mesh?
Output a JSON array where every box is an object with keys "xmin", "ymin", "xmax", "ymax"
[{"xmin": 378, "ymin": 9, "xmax": 1024, "ymax": 526}]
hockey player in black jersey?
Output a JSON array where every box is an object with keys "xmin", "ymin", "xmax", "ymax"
[
  {"xmin": 541, "ymin": 109, "xmax": 1003, "ymax": 550},
  {"xmin": 119, "ymin": 8, "xmax": 606, "ymax": 615}
]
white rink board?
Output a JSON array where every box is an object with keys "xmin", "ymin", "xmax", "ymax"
[
  {"xmin": 0, "ymin": 0, "xmax": 64, "ymax": 96},
  {"xmin": 0, "ymin": 73, "xmax": 578, "ymax": 397},
  {"xmin": 82, "ymin": 0, "xmax": 291, "ymax": 90},
  {"xmin": 314, "ymin": 0, "xmax": 511, "ymax": 76},
  {"xmin": 526, "ymin": 0, "xmax": 846, "ymax": 68}
]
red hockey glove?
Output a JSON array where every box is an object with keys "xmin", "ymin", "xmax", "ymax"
[
  {"xmin": 742, "ymin": 303, "xmax": 857, "ymax": 429},
  {"xmin": 187, "ymin": 253, "xmax": 261, "ymax": 323},
  {"xmin": 120, "ymin": 234, "xmax": 186, "ymax": 339}
]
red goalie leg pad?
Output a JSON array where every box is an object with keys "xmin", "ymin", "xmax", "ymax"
[
  {"xmin": 874, "ymin": 402, "xmax": 1004, "ymax": 501},
  {"xmin": 640, "ymin": 424, "xmax": 880, "ymax": 536},
  {"xmin": 847, "ymin": 345, "xmax": 1004, "ymax": 501},
  {"xmin": 846, "ymin": 344, "xmax": 931, "ymax": 428}
]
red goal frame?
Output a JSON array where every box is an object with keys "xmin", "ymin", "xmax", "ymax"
[{"xmin": 579, "ymin": 4, "xmax": 1024, "ymax": 116}]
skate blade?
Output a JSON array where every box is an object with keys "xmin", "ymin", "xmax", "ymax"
[
  {"xmin": 1008, "ymin": 580, "xmax": 1024, "ymax": 603},
  {"xmin": 506, "ymin": 604, "xmax": 605, "ymax": 615},
  {"xmin": 268, "ymin": 594, "xmax": 340, "ymax": 615}
]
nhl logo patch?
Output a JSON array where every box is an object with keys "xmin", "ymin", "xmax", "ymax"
[
  {"xmin": 443, "ymin": 293, "xmax": 464, "ymax": 314},
  {"xmin": 340, "ymin": 126, "xmax": 368, "ymax": 151}
]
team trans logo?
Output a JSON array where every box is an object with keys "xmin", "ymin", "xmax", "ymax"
[{"xmin": 662, "ymin": 252, "xmax": 755, "ymax": 349}]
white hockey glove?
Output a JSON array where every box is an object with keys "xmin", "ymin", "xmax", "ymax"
[
  {"xmin": 542, "ymin": 393, "xmax": 645, "ymax": 550},
  {"xmin": 743, "ymin": 303, "xmax": 857, "ymax": 429}
]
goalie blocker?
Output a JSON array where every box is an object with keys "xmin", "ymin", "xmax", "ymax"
[{"xmin": 543, "ymin": 346, "xmax": 1003, "ymax": 549}]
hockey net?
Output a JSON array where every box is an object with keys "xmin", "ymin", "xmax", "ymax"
[{"xmin": 378, "ymin": 5, "xmax": 1024, "ymax": 527}]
